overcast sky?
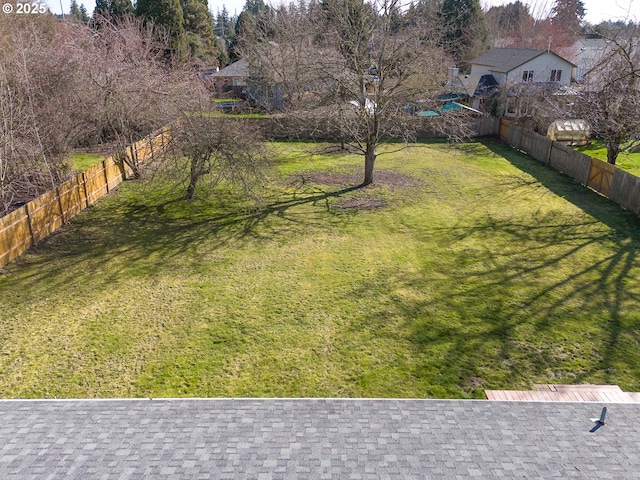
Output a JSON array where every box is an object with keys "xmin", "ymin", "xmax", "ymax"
[
  {"xmin": 44, "ymin": 0, "xmax": 247, "ymax": 16},
  {"xmin": 46, "ymin": 0, "xmax": 638, "ymax": 24},
  {"xmin": 480, "ymin": 0, "xmax": 637, "ymax": 23}
]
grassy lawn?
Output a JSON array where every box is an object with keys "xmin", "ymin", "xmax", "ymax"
[
  {"xmin": 576, "ymin": 139, "xmax": 640, "ymax": 177},
  {"xmin": 2, "ymin": 139, "xmax": 640, "ymax": 399},
  {"xmin": 69, "ymin": 153, "xmax": 105, "ymax": 171},
  {"xmin": 191, "ymin": 110, "xmax": 268, "ymax": 119}
]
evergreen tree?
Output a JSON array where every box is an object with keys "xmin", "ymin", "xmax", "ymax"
[
  {"xmin": 440, "ymin": 0, "xmax": 488, "ymax": 70},
  {"xmin": 79, "ymin": 4, "xmax": 90, "ymax": 23},
  {"xmin": 215, "ymin": 6, "xmax": 236, "ymax": 64},
  {"xmin": 551, "ymin": 0, "xmax": 585, "ymax": 39},
  {"xmin": 244, "ymin": 0, "xmax": 267, "ymax": 15},
  {"xmin": 70, "ymin": 0, "xmax": 82, "ymax": 21},
  {"xmin": 485, "ymin": 1, "xmax": 534, "ymax": 47},
  {"xmin": 215, "ymin": 6, "xmax": 232, "ymax": 38},
  {"xmin": 404, "ymin": 0, "xmax": 440, "ymax": 29},
  {"xmin": 494, "ymin": 1, "xmax": 531, "ymax": 35},
  {"xmin": 136, "ymin": 0, "xmax": 188, "ymax": 57},
  {"xmin": 94, "ymin": 0, "xmax": 134, "ymax": 19},
  {"xmin": 95, "ymin": 0, "xmax": 108, "ymax": 15},
  {"xmin": 181, "ymin": 0, "xmax": 218, "ymax": 63},
  {"xmin": 181, "ymin": 0, "xmax": 212, "ymax": 33},
  {"xmin": 231, "ymin": 0, "xmax": 270, "ymax": 60}
]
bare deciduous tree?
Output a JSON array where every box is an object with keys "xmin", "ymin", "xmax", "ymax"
[
  {"xmin": 0, "ymin": 12, "xmax": 215, "ymax": 214},
  {"xmin": 239, "ymin": 0, "xmax": 474, "ymax": 187},
  {"xmin": 166, "ymin": 111, "xmax": 270, "ymax": 201},
  {"xmin": 0, "ymin": 14, "xmax": 88, "ymax": 213},
  {"xmin": 1, "ymin": 9, "xmax": 268, "ymax": 215},
  {"xmin": 575, "ymin": 25, "xmax": 640, "ymax": 164},
  {"xmin": 81, "ymin": 15, "xmax": 193, "ymax": 178}
]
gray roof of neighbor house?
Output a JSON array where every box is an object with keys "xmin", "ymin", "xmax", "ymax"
[
  {"xmin": 210, "ymin": 59, "xmax": 249, "ymax": 78},
  {"xmin": 471, "ymin": 48, "xmax": 576, "ymax": 73},
  {"xmin": 446, "ymin": 73, "xmax": 499, "ymax": 97},
  {"xmin": 2, "ymin": 398, "xmax": 640, "ymax": 479},
  {"xmin": 575, "ymin": 37, "xmax": 613, "ymax": 49}
]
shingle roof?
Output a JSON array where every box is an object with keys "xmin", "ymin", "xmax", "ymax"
[
  {"xmin": 2, "ymin": 398, "xmax": 640, "ymax": 479},
  {"xmin": 576, "ymin": 38, "xmax": 612, "ymax": 49},
  {"xmin": 471, "ymin": 48, "xmax": 575, "ymax": 73},
  {"xmin": 445, "ymin": 73, "xmax": 498, "ymax": 99},
  {"xmin": 210, "ymin": 59, "xmax": 249, "ymax": 78}
]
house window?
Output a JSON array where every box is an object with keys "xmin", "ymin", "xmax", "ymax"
[
  {"xmin": 522, "ymin": 70, "xmax": 534, "ymax": 82},
  {"xmin": 550, "ymin": 69, "xmax": 562, "ymax": 82}
]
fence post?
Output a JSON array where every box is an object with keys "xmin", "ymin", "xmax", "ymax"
[
  {"xmin": 56, "ymin": 186, "xmax": 65, "ymax": 224},
  {"xmin": 82, "ymin": 172, "xmax": 90, "ymax": 207},
  {"xmin": 133, "ymin": 142, "xmax": 139, "ymax": 166},
  {"xmin": 102, "ymin": 160, "xmax": 110, "ymax": 193},
  {"xmin": 518, "ymin": 126, "xmax": 524, "ymax": 151},
  {"xmin": 149, "ymin": 134, "xmax": 155, "ymax": 162},
  {"xmin": 24, "ymin": 203, "xmax": 36, "ymax": 245}
]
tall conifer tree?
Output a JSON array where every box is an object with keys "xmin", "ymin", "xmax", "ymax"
[
  {"xmin": 551, "ymin": 0, "xmax": 585, "ymax": 38},
  {"xmin": 181, "ymin": 0, "xmax": 218, "ymax": 62},
  {"xmin": 94, "ymin": 0, "xmax": 134, "ymax": 19},
  {"xmin": 440, "ymin": 0, "xmax": 488, "ymax": 70},
  {"xmin": 136, "ymin": 0, "xmax": 188, "ymax": 57}
]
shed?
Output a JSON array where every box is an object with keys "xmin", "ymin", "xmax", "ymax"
[{"xmin": 546, "ymin": 119, "xmax": 590, "ymax": 146}]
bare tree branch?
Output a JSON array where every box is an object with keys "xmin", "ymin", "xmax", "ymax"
[{"xmin": 238, "ymin": 0, "xmax": 475, "ymax": 186}]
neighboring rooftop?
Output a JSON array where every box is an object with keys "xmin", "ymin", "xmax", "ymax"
[
  {"xmin": 471, "ymin": 48, "xmax": 576, "ymax": 72},
  {"xmin": 2, "ymin": 398, "xmax": 640, "ymax": 479},
  {"xmin": 445, "ymin": 73, "xmax": 499, "ymax": 98},
  {"xmin": 210, "ymin": 59, "xmax": 249, "ymax": 78}
]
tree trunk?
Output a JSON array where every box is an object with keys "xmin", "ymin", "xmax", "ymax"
[
  {"xmin": 117, "ymin": 146, "xmax": 141, "ymax": 179},
  {"xmin": 114, "ymin": 151, "xmax": 129, "ymax": 181},
  {"xmin": 606, "ymin": 141, "xmax": 620, "ymax": 165},
  {"xmin": 185, "ymin": 179, "xmax": 197, "ymax": 201},
  {"xmin": 185, "ymin": 157, "xmax": 201, "ymax": 201},
  {"xmin": 362, "ymin": 143, "xmax": 376, "ymax": 186}
]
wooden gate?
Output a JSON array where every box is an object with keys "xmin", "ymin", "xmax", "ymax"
[
  {"xmin": 499, "ymin": 119, "xmax": 511, "ymax": 141},
  {"xmin": 587, "ymin": 158, "xmax": 615, "ymax": 197}
]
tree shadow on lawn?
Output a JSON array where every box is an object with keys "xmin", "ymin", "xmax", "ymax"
[
  {"xmin": 370, "ymin": 139, "xmax": 640, "ymax": 395},
  {"xmin": 342, "ymin": 204, "xmax": 640, "ymax": 397},
  {"xmin": 7, "ymin": 141, "xmax": 640, "ymax": 395},
  {"xmin": 484, "ymin": 138, "xmax": 640, "ymax": 375},
  {"xmin": 481, "ymin": 139, "xmax": 640, "ymax": 230},
  {"xmin": 9, "ymin": 183, "xmax": 363, "ymax": 290},
  {"xmin": 330, "ymin": 140, "xmax": 640, "ymax": 397}
]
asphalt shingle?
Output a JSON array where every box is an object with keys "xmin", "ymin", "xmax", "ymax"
[
  {"xmin": 470, "ymin": 48, "xmax": 575, "ymax": 72},
  {"xmin": 1, "ymin": 399, "xmax": 639, "ymax": 479}
]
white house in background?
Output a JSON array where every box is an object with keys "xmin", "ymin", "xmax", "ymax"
[
  {"xmin": 469, "ymin": 48, "xmax": 576, "ymax": 87},
  {"xmin": 558, "ymin": 38, "xmax": 612, "ymax": 82}
]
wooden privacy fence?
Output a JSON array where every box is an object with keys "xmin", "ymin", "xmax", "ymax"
[
  {"xmin": 473, "ymin": 117, "xmax": 501, "ymax": 137},
  {"xmin": 262, "ymin": 116, "xmax": 501, "ymax": 140},
  {"xmin": 501, "ymin": 119, "xmax": 640, "ymax": 216},
  {"xmin": 0, "ymin": 128, "xmax": 171, "ymax": 268},
  {"xmin": 587, "ymin": 159, "xmax": 615, "ymax": 197}
]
